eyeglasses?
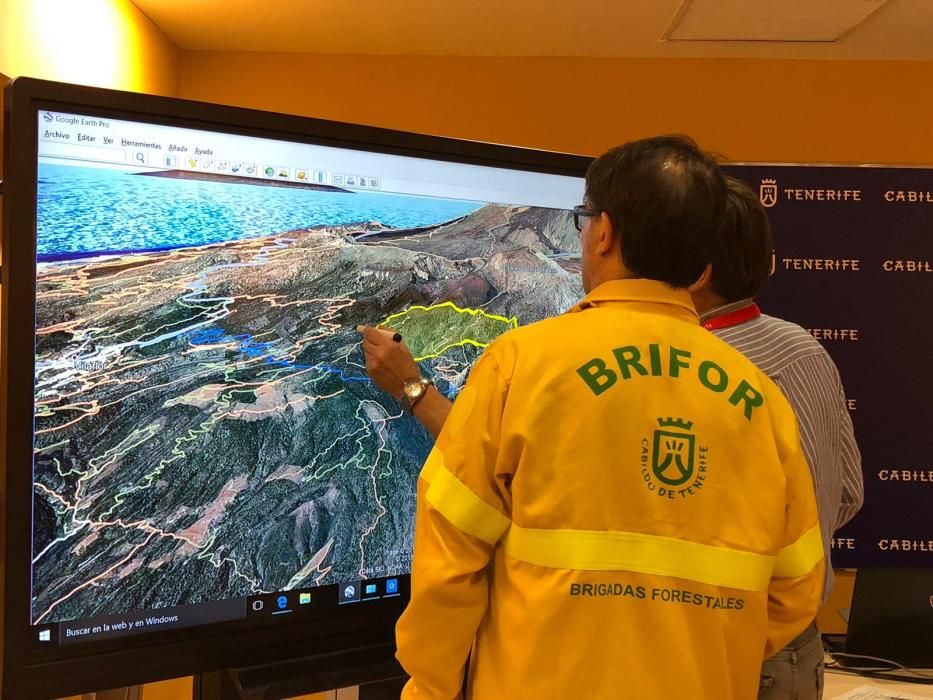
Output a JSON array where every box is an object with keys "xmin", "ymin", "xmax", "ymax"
[{"xmin": 572, "ymin": 205, "xmax": 599, "ymax": 232}]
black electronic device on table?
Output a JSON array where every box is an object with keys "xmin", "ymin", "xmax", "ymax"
[
  {"xmin": 839, "ymin": 567, "xmax": 933, "ymax": 669},
  {"xmin": 0, "ymin": 77, "xmax": 589, "ymax": 699}
]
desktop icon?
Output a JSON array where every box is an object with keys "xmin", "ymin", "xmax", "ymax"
[
  {"xmin": 38, "ymin": 629, "xmax": 51, "ymax": 642},
  {"xmin": 276, "ymin": 595, "xmax": 288, "ymax": 610},
  {"xmin": 385, "ymin": 578, "xmax": 399, "ymax": 595},
  {"xmin": 299, "ymin": 592, "xmax": 311, "ymax": 605},
  {"xmin": 251, "ymin": 600, "xmax": 264, "ymax": 611}
]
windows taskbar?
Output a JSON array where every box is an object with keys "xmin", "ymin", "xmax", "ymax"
[{"xmin": 30, "ymin": 575, "xmax": 408, "ymax": 648}]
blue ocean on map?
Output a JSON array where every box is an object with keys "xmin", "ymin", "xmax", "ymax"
[{"xmin": 36, "ymin": 164, "xmax": 484, "ymax": 260}]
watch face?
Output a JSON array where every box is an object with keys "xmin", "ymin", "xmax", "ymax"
[{"xmin": 403, "ymin": 380, "xmax": 424, "ymax": 399}]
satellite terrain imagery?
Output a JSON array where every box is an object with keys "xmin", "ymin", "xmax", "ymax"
[{"xmin": 30, "ymin": 164, "xmax": 582, "ymax": 624}]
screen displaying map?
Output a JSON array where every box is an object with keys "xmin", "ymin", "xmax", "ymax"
[{"xmin": 30, "ymin": 112, "xmax": 584, "ymax": 629}]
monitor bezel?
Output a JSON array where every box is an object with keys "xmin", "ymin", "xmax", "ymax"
[{"xmin": 1, "ymin": 77, "xmax": 591, "ymax": 698}]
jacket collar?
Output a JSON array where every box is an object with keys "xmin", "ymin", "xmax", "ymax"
[
  {"xmin": 699, "ymin": 298, "xmax": 756, "ymax": 324},
  {"xmin": 569, "ymin": 279, "xmax": 699, "ymax": 324}
]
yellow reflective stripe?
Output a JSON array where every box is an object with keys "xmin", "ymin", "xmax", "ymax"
[
  {"xmin": 420, "ymin": 448, "xmax": 444, "ymax": 485},
  {"xmin": 504, "ymin": 525, "xmax": 775, "ymax": 592},
  {"xmin": 426, "ymin": 465, "xmax": 510, "ymax": 545},
  {"xmin": 773, "ymin": 525, "xmax": 823, "ymax": 578}
]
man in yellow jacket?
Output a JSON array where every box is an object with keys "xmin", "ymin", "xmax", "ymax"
[{"xmin": 382, "ymin": 136, "xmax": 824, "ymax": 699}]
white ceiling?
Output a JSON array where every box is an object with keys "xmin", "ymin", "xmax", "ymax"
[{"xmin": 131, "ymin": 0, "xmax": 933, "ymax": 60}]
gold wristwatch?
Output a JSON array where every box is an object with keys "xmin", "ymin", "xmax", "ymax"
[{"xmin": 400, "ymin": 377, "xmax": 432, "ymax": 413}]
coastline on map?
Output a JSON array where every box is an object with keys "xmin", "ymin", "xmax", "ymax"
[
  {"xmin": 35, "ymin": 219, "xmax": 418, "ymax": 265},
  {"xmin": 36, "ymin": 163, "xmax": 485, "ymax": 260}
]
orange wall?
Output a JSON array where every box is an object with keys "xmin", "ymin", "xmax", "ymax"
[
  {"xmin": 179, "ymin": 53, "xmax": 933, "ymax": 164},
  {"xmin": 0, "ymin": 0, "xmax": 178, "ymax": 95}
]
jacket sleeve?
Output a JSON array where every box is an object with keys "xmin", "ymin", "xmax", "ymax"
[
  {"xmin": 396, "ymin": 347, "xmax": 514, "ymax": 700},
  {"xmin": 765, "ymin": 389, "xmax": 826, "ymax": 657}
]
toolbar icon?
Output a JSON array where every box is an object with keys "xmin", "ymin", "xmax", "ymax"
[
  {"xmin": 276, "ymin": 595, "xmax": 288, "ymax": 610},
  {"xmin": 38, "ymin": 629, "xmax": 51, "ymax": 642},
  {"xmin": 252, "ymin": 600, "xmax": 264, "ymax": 611},
  {"xmin": 299, "ymin": 592, "xmax": 311, "ymax": 605},
  {"xmin": 385, "ymin": 578, "xmax": 399, "ymax": 595},
  {"xmin": 244, "ymin": 163, "xmax": 257, "ymax": 176}
]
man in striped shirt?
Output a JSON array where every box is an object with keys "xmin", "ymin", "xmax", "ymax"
[{"xmin": 690, "ymin": 177, "xmax": 864, "ymax": 700}]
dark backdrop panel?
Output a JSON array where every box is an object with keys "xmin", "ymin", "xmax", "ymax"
[{"xmin": 726, "ymin": 165, "xmax": 932, "ymax": 568}]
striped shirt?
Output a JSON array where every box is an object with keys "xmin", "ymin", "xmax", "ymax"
[{"xmin": 703, "ymin": 300, "xmax": 864, "ymax": 603}]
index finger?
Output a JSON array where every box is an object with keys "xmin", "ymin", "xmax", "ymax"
[{"xmin": 358, "ymin": 325, "xmax": 391, "ymax": 344}]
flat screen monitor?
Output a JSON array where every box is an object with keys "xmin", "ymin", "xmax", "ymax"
[{"xmin": 1, "ymin": 78, "xmax": 589, "ymax": 698}]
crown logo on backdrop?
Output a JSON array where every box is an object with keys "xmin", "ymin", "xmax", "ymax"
[{"xmin": 760, "ymin": 178, "xmax": 778, "ymax": 208}]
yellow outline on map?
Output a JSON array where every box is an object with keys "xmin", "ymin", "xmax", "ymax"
[{"xmin": 383, "ymin": 301, "xmax": 518, "ymax": 361}]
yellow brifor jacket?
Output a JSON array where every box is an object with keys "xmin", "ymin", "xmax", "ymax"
[{"xmin": 396, "ymin": 279, "xmax": 824, "ymax": 700}]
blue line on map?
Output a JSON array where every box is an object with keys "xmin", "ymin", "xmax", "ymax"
[{"xmin": 185, "ymin": 326, "xmax": 370, "ymax": 384}]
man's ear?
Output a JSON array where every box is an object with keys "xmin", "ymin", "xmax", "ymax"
[
  {"xmin": 688, "ymin": 263, "xmax": 713, "ymax": 294},
  {"xmin": 593, "ymin": 212, "xmax": 616, "ymax": 256}
]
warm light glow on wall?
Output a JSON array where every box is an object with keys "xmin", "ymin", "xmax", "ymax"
[{"xmin": 0, "ymin": 0, "xmax": 177, "ymax": 94}]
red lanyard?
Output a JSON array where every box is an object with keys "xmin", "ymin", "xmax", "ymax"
[{"xmin": 702, "ymin": 303, "xmax": 761, "ymax": 331}]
